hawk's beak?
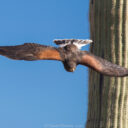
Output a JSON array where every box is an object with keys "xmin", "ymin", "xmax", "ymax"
[{"xmin": 71, "ymin": 67, "xmax": 76, "ymax": 72}]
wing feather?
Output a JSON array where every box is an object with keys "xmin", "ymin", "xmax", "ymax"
[
  {"xmin": 79, "ymin": 51, "xmax": 128, "ymax": 77},
  {"xmin": 0, "ymin": 43, "xmax": 62, "ymax": 61}
]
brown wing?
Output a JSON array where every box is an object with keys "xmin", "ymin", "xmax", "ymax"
[
  {"xmin": 0, "ymin": 43, "xmax": 62, "ymax": 61},
  {"xmin": 79, "ymin": 51, "xmax": 128, "ymax": 77}
]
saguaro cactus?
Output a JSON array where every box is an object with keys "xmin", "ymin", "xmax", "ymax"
[{"xmin": 86, "ymin": 0, "xmax": 128, "ymax": 128}]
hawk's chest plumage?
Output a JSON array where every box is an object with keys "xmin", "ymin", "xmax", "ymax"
[{"xmin": 59, "ymin": 44, "xmax": 81, "ymax": 72}]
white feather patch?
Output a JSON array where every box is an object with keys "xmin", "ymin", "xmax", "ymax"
[{"xmin": 55, "ymin": 39, "xmax": 93, "ymax": 49}]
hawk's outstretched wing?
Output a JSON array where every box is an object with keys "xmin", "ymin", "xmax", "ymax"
[
  {"xmin": 79, "ymin": 51, "xmax": 128, "ymax": 77},
  {"xmin": 0, "ymin": 43, "xmax": 62, "ymax": 61}
]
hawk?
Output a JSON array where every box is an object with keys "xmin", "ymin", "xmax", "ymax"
[{"xmin": 0, "ymin": 39, "xmax": 128, "ymax": 77}]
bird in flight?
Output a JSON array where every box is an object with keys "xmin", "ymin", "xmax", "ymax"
[{"xmin": 0, "ymin": 39, "xmax": 128, "ymax": 77}]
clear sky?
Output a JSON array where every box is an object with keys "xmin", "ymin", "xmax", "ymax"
[{"xmin": 0, "ymin": 0, "xmax": 90, "ymax": 128}]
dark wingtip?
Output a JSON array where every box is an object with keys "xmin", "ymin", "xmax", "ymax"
[
  {"xmin": 100, "ymin": 60, "xmax": 128, "ymax": 77},
  {"xmin": 0, "ymin": 47, "xmax": 6, "ymax": 55}
]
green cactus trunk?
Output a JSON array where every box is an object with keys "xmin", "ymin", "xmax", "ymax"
[{"xmin": 86, "ymin": 0, "xmax": 128, "ymax": 128}]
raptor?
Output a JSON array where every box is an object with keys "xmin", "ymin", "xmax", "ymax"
[{"xmin": 0, "ymin": 39, "xmax": 128, "ymax": 77}]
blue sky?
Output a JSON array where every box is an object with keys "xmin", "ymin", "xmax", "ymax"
[{"xmin": 0, "ymin": 0, "xmax": 90, "ymax": 128}]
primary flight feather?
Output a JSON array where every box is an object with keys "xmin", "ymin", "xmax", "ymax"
[{"xmin": 0, "ymin": 39, "xmax": 128, "ymax": 77}]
